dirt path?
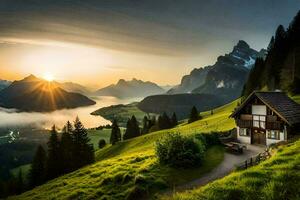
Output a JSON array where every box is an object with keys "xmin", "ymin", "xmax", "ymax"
[{"xmin": 163, "ymin": 145, "xmax": 264, "ymax": 195}]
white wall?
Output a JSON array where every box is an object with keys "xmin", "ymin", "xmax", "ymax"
[
  {"xmin": 266, "ymin": 130, "xmax": 286, "ymax": 146},
  {"xmin": 252, "ymin": 105, "xmax": 266, "ymax": 115},
  {"xmin": 237, "ymin": 127, "xmax": 251, "ymax": 144}
]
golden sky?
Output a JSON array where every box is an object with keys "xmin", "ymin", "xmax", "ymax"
[{"xmin": 0, "ymin": 0, "xmax": 299, "ymax": 87}]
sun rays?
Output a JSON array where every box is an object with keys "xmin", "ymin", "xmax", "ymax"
[{"xmin": 43, "ymin": 73, "xmax": 54, "ymax": 82}]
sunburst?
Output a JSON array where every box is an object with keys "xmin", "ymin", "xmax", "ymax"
[{"xmin": 43, "ymin": 73, "xmax": 54, "ymax": 82}]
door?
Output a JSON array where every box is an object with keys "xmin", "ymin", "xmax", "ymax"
[{"xmin": 251, "ymin": 129, "xmax": 266, "ymax": 145}]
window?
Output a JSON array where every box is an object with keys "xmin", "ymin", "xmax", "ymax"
[
  {"xmin": 267, "ymin": 130, "xmax": 280, "ymax": 140},
  {"xmin": 240, "ymin": 128, "xmax": 250, "ymax": 137},
  {"xmin": 260, "ymin": 121, "xmax": 266, "ymax": 129},
  {"xmin": 253, "ymin": 115, "xmax": 266, "ymax": 129}
]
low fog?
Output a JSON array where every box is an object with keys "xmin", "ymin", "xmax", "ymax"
[{"xmin": 0, "ymin": 96, "xmax": 133, "ymax": 129}]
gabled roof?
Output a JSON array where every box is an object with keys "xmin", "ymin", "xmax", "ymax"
[{"xmin": 231, "ymin": 91, "xmax": 300, "ymax": 125}]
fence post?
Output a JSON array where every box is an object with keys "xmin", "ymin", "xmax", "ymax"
[
  {"xmin": 245, "ymin": 160, "xmax": 247, "ymax": 169},
  {"xmin": 250, "ymin": 157, "xmax": 253, "ymax": 166}
]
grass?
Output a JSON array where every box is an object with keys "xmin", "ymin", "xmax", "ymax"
[
  {"xmin": 87, "ymin": 128, "xmax": 125, "ymax": 150},
  {"xmin": 10, "ymin": 96, "xmax": 299, "ymax": 199},
  {"xmin": 169, "ymin": 139, "xmax": 300, "ymax": 200},
  {"xmin": 95, "ymin": 99, "xmax": 238, "ymax": 161},
  {"xmin": 10, "ymin": 146, "xmax": 224, "ymax": 200},
  {"xmin": 10, "ymin": 164, "xmax": 31, "ymax": 181},
  {"xmin": 10, "ymin": 99, "xmax": 238, "ymax": 199},
  {"xmin": 292, "ymin": 94, "xmax": 300, "ymax": 104},
  {"xmin": 91, "ymin": 102, "xmax": 157, "ymax": 126}
]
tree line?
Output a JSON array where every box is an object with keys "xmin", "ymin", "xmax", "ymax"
[
  {"xmin": 110, "ymin": 106, "xmax": 203, "ymax": 145},
  {"xmin": 243, "ymin": 11, "xmax": 300, "ymax": 96},
  {"xmin": 29, "ymin": 117, "xmax": 94, "ymax": 188},
  {"xmin": 110, "ymin": 112, "xmax": 178, "ymax": 144}
]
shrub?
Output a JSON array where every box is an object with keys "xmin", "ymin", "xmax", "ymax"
[
  {"xmin": 98, "ymin": 139, "xmax": 106, "ymax": 149},
  {"xmin": 195, "ymin": 132, "xmax": 221, "ymax": 148},
  {"xmin": 155, "ymin": 133, "xmax": 205, "ymax": 168}
]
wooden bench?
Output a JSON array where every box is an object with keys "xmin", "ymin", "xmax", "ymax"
[{"xmin": 224, "ymin": 142, "xmax": 246, "ymax": 154}]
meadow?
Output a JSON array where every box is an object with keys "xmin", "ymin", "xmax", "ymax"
[
  {"xmin": 170, "ymin": 139, "xmax": 300, "ymax": 200},
  {"xmin": 91, "ymin": 102, "xmax": 156, "ymax": 126},
  {"xmin": 9, "ymin": 95, "xmax": 300, "ymax": 199}
]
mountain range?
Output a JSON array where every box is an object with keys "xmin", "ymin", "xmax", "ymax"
[
  {"xmin": 168, "ymin": 40, "xmax": 267, "ymax": 103},
  {"xmin": 53, "ymin": 81, "xmax": 92, "ymax": 95},
  {"xmin": 95, "ymin": 78, "xmax": 165, "ymax": 98},
  {"xmin": 0, "ymin": 80, "xmax": 11, "ymax": 91},
  {"xmin": 0, "ymin": 75, "xmax": 96, "ymax": 112},
  {"xmin": 137, "ymin": 93, "xmax": 223, "ymax": 119}
]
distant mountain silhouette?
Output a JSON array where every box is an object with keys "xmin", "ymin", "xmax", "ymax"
[
  {"xmin": 168, "ymin": 40, "xmax": 266, "ymax": 103},
  {"xmin": 0, "ymin": 79, "xmax": 11, "ymax": 91},
  {"xmin": 53, "ymin": 81, "xmax": 92, "ymax": 95},
  {"xmin": 95, "ymin": 78, "xmax": 165, "ymax": 98},
  {"xmin": 0, "ymin": 75, "xmax": 95, "ymax": 112},
  {"xmin": 137, "ymin": 93, "xmax": 223, "ymax": 119}
]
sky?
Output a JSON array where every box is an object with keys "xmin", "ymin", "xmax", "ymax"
[{"xmin": 0, "ymin": 0, "xmax": 299, "ymax": 88}]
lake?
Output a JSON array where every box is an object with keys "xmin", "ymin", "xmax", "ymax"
[{"xmin": 0, "ymin": 96, "xmax": 140, "ymax": 129}]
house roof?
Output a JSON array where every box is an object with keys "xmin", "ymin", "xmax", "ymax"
[{"xmin": 231, "ymin": 91, "xmax": 300, "ymax": 125}]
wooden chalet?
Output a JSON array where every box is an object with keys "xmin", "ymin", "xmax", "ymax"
[{"xmin": 230, "ymin": 91, "xmax": 300, "ymax": 146}]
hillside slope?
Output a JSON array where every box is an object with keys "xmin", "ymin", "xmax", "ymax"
[
  {"xmin": 91, "ymin": 102, "xmax": 155, "ymax": 126},
  {"xmin": 10, "ymin": 95, "xmax": 299, "ymax": 199},
  {"xmin": 10, "ymin": 98, "xmax": 239, "ymax": 200},
  {"xmin": 137, "ymin": 93, "xmax": 223, "ymax": 119},
  {"xmin": 170, "ymin": 139, "xmax": 300, "ymax": 200}
]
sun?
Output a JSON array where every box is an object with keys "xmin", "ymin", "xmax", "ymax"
[{"xmin": 43, "ymin": 73, "xmax": 54, "ymax": 82}]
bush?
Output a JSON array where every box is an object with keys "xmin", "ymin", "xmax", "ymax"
[
  {"xmin": 98, "ymin": 139, "xmax": 106, "ymax": 149},
  {"xmin": 155, "ymin": 133, "xmax": 205, "ymax": 168},
  {"xmin": 195, "ymin": 132, "xmax": 221, "ymax": 148}
]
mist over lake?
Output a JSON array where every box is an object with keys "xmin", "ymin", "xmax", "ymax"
[{"xmin": 0, "ymin": 96, "xmax": 139, "ymax": 129}]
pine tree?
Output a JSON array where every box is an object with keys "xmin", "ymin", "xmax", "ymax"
[
  {"xmin": 123, "ymin": 115, "xmax": 140, "ymax": 140},
  {"xmin": 73, "ymin": 117, "xmax": 95, "ymax": 168},
  {"xmin": 142, "ymin": 116, "xmax": 149, "ymax": 134},
  {"xmin": 157, "ymin": 115, "xmax": 164, "ymax": 130},
  {"xmin": 188, "ymin": 106, "xmax": 199, "ymax": 123},
  {"xmin": 60, "ymin": 122, "xmax": 74, "ymax": 173},
  {"xmin": 16, "ymin": 169, "xmax": 23, "ymax": 194},
  {"xmin": 65, "ymin": 120, "xmax": 73, "ymax": 133},
  {"xmin": 171, "ymin": 112, "xmax": 178, "ymax": 127},
  {"xmin": 110, "ymin": 119, "xmax": 121, "ymax": 145},
  {"xmin": 131, "ymin": 115, "xmax": 140, "ymax": 137},
  {"xmin": 288, "ymin": 10, "xmax": 300, "ymax": 45},
  {"xmin": 29, "ymin": 145, "xmax": 46, "ymax": 187},
  {"xmin": 46, "ymin": 125, "xmax": 61, "ymax": 180},
  {"xmin": 162, "ymin": 112, "xmax": 172, "ymax": 129},
  {"xmin": 267, "ymin": 36, "xmax": 275, "ymax": 52},
  {"xmin": 123, "ymin": 119, "xmax": 132, "ymax": 140},
  {"xmin": 242, "ymin": 57, "xmax": 265, "ymax": 96}
]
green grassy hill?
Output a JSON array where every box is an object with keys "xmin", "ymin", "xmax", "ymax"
[
  {"xmin": 169, "ymin": 139, "xmax": 300, "ymax": 200},
  {"xmin": 9, "ymin": 95, "xmax": 299, "ymax": 199},
  {"xmin": 91, "ymin": 102, "xmax": 156, "ymax": 126},
  {"xmin": 10, "ymin": 99, "xmax": 237, "ymax": 199}
]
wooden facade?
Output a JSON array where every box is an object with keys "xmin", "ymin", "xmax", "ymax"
[{"xmin": 231, "ymin": 92, "xmax": 300, "ymax": 146}]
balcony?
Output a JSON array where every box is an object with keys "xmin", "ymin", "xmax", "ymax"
[
  {"xmin": 236, "ymin": 115, "xmax": 282, "ymax": 130},
  {"xmin": 236, "ymin": 119, "xmax": 253, "ymax": 128},
  {"xmin": 266, "ymin": 122, "xmax": 282, "ymax": 130}
]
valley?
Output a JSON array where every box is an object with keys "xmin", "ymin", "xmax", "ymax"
[{"xmin": 0, "ymin": 2, "xmax": 300, "ymax": 200}]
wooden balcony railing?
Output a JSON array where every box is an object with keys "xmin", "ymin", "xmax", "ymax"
[
  {"xmin": 236, "ymin": 119, "xmax": 253, "ymax": 128},
  {"xmin": 236, "ymin": 119, "xmax": 282, "ymax": 130},
  {"xmin": 266, "ymin": 121, "xmax": 282, "ymax": 130}
]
